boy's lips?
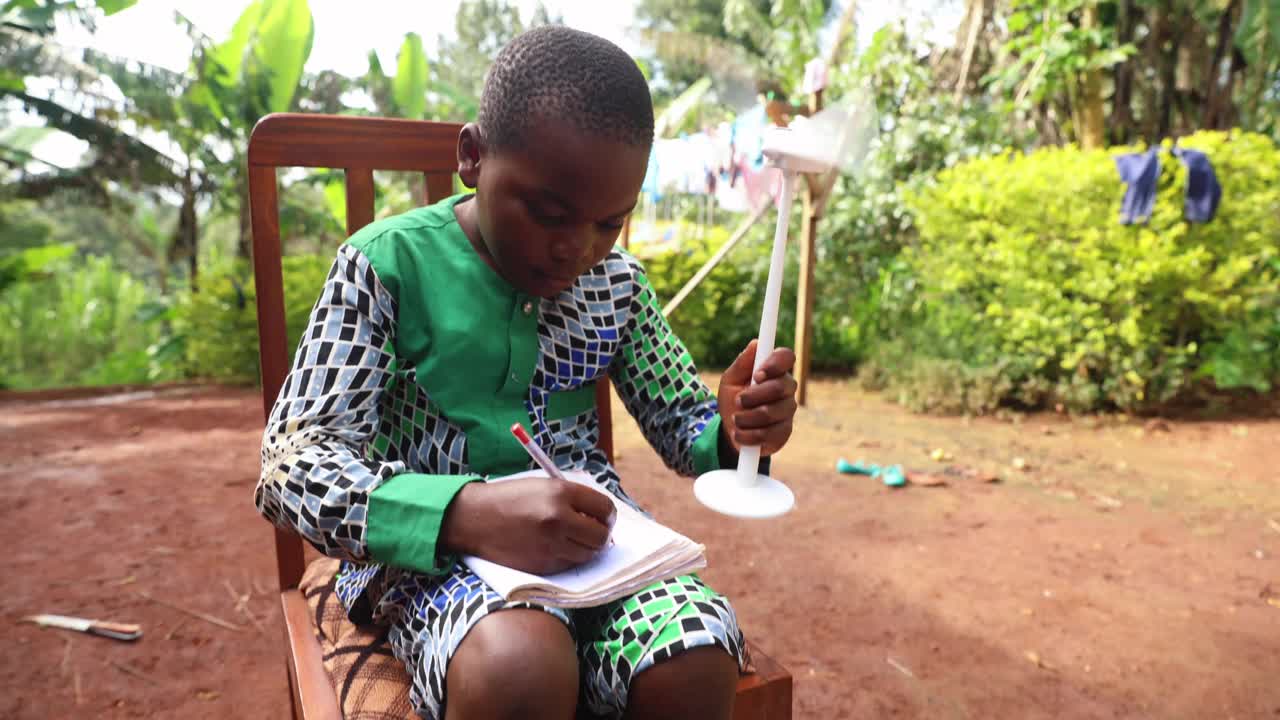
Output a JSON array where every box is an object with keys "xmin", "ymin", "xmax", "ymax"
[{"xmin": 539, "ymin": 269, "xmax": 580, "ymax": 287}]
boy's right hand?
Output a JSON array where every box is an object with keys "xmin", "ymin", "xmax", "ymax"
[{"xmin": 441, "ymin": 477, "xmax": 615, "ymax": 575}]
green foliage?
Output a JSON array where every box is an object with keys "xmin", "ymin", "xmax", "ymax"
[
  {"xmin": 985, "ymin": 0, "xmax": 1135, "ymax": 110},
  {"xmin": 171, "ymin": 254, "xmax": 333, "ymax": 383},
  {"xmin": 811, "ymin": 23, "xmax": 1020, "ymax": 369},
  {"xmin": 1236, "ymin": 0, "xmax": 1280, "ymax": 66},
  {"xmin": 874, "ymin": 130, "xmax": 1280, "ymax": 413},
  {"xmin": 641, "ymin": 223, "xmax": 769, "ymax": 367},
  {"xmin": 0, "ymin": 241, "xmax": 73, "ymax": 293},
  {"xmin": 0, "ymin": 249, "xmax": 175, "ymax": 389},
  {"xmin": 212, "ymin": 0, "xmax": 315, "ymax": 117},
  {"xmin": 427, "ymin": 0, "xmax": 548, "ymax": 121},
  {"xmin": 393, "ymin": 32, "xmax": 429, "ymax": 120}
]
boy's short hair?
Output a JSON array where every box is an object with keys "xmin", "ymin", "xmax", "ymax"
[{"xmin": 479, "ymin": 25, "xmax": 654, "ymax": 152}]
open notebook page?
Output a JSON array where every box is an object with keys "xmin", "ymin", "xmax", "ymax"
[{"xmin": 461, "ymin": 470, "xmax": 701, "ymax": 597}]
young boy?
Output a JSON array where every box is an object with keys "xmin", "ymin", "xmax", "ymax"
[{"xmin": 256, "ymin": 25, "xmax": 798, "ymax": 720}]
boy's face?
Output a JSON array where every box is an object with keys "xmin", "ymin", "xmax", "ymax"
[{"xmin": 457, "ymin": 118, "xmax": 649, "ymax": 298}]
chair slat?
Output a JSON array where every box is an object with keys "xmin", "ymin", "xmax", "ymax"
[
  {"xmin": 249, "ymin": 114, "xmax": 461, "ymax": 173},
  {"xmin": 248, "ymin": 165, "xmax": 287, "ymax": 420},
  {"xmin": 247, "ymin": 162, "xmax": 310, "ymax": 592},
  {"xmin": 345, "ymin": 168, "xmax": 376, "ymax": 236},
  {"xmin": 282, "ymin": 589, "xmax": 343, "ymax": 720},
  {"xmin": 596, "ymin": 379, "xmax": 614, "ymax": 463},
  {"xmin": 425, "ymin": 171, "xmax": 454, "ymax": 204}
]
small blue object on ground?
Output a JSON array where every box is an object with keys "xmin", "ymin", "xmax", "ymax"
[{"xmin": 836, "ymin": 457, "xmax": 907, "ymax": 487}]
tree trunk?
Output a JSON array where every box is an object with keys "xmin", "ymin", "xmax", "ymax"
[
  {"xmin": 185, "ymin": 182, "xmax": 199, "ymax": 292},
  {"xmin": 1225, "ymin": 46, "xmax": 1247, "ymax": 127},
  {"xmin": 1111, "ymin": 0, "xmax": 1137, "ymax": 144},
  {"xmin": 167, "ymin": 168, "xmax": 199, "ymax": 293},
  {"xmin": 1203, "ymin": 0, "xmax": 1241, "ymax": 129},
  {"xmin": 1157, "ymin": 2, "xmax": 1179, "ymax": 141},
  {"xmin": 1079, "ymin": 2, "xmax": 1106, "ymax": 149},
  {"xmin": 1141, "ymin": 3, "xmax": 1166, "ymax": 142},
  {"xmin": 237, "ymin": 162, "xmax": 253, "ymax": 260},
  {"xmin": 955, "ymin": 0, "xmax": 984, "ymax": 102}
]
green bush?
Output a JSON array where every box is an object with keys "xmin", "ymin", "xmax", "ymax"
[
  {"xmin": 0, "ymin": 248, "xmax": 176, "ymax": 389},
  {"xmin": 641, "ymin": 217, "xmax": 863, "ymax": 371},
  {"xmin": 643, "ymin": 205, "xmax": 903, "ymax": 373},
  {"xmin": 874, "ymin": 130, "xmax": 1280, "ymax": 413},
  {"xmin": 172, "ymin": 254, "xmax": 334, "ymax": 383}
]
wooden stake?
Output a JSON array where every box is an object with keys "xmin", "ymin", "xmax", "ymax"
[
  {"xmin": 794, "ymin": 88, "xmax": 824, "ymax": 406},
  {"xmin": 662, "ymin": 202, "xmax": 771, "ymax": 317}
]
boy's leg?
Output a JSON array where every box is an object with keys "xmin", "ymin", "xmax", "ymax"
[
  {"xmin": 446, "ymin": 608, "xmax": 578, "ymax": 720},
  {"xmin": 623, "ymin": 645, "xmax": 737, "ymax": 720},
  {"xmin": 576, "ymin": 575, "xmax": 746, "ymax": 720},
  {"xmin": 379, "ymin": 567, "xmax": 578, "ymax": 720}
]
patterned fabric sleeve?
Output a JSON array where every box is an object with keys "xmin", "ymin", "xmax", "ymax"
[
  {"xmin": 608, "ymin": 254, "xmax": 723, "ymax": 477},
  {"xmin": 255, "ymin": 243, "xmax": 406, "ymax": 562}
]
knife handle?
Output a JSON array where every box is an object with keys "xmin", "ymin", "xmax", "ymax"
[{"xmin": 90, "ymin": 621, "xmax": 143, "ymax": 641}]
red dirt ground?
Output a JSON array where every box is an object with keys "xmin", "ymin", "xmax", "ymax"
[{"xmin": 3, "ymin": 380, "xmax": 1278, "ymax": 719}]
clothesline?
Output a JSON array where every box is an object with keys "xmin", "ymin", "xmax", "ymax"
[{"xmin": 641, "ymin": 102, "xmax": 786, "ymax": 214}]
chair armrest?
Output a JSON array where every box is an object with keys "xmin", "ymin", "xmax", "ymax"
[
  {"xmin": 734, "ymin": 642, "xmax": 793, "ymax": 720},
  {"xmin": 282, "ymin": 589, "xmax": 343, "ymax": 720}
]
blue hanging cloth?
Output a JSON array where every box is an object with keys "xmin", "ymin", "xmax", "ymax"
[
  {"xmin": 1115, "ymin": 146, "xmax": 1223, "ymax": 225},
  {"xmin": 1172, "ymin": 147, "xmax": 1222, "ymax": 223},
  {"xmin": 1114, "ymin": 148, "xmax": 1160, "ymax": 225}
]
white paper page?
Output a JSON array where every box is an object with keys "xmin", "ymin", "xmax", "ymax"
[{"xmin": 461, "ymin": 470, "xmax": 692, "ymax": 595}]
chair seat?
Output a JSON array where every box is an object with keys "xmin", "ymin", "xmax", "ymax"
[{"xmin": 295, "ymin": 558, "xmax": 791, "ymax": 720}]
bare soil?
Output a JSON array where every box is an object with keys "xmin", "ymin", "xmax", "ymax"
[{"xmin": 3, "ymin": 379, "xmax": 1277, "ymax": 719}]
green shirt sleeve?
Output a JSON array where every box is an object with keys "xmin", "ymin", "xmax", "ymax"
[
  {"xmin": 366, "ymin": 473, "xmax": 482, "ymax": 575},
  {"xmin": 691, "ymin": 414, "xmax": 724, "ymax": 476},
  {"xmin": 691, "ymin": 414, "xmax": 772, "ymax": 477}
]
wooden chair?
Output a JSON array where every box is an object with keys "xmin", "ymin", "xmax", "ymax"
[{"xmin": 247, "ymin": 113, "xmax": 793, "ymax": 720}]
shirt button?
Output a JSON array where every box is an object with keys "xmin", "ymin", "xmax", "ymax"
[{"xmin": 522, "ymin": 301, "xmax": 534, "ymax": 315}]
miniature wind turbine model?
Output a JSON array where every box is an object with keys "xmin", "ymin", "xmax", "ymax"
[{"xmin": 693, "ymin": 97, "xmax": 877, "ymax": 519}]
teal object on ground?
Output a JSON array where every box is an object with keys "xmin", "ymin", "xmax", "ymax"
[
  {"xmin": 880, "ymin": 464, "xmax": 906, "ymax": 487},
  {"xmin": 836, "ymin": 457, "xmax": 875, "ymax": 475},
  {"xmin": 836, "ymin": 458, "xmax": 907, "ymax": 487}
]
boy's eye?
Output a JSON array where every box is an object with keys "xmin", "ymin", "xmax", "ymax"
[
  {"xmin": 525, "ymin": 199, "xmax": 569, "ymax": 227},
  {"xmin": 531, "ymin": 210, "xmax": 568, "ymax": 227}
]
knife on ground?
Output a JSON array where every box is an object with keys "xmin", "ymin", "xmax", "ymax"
[{"xmin": 24, "ymin": 614, "xmax": 143, "ymax": 641}]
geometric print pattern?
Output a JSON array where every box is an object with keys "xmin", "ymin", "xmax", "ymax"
[
  {"xmin": 574, "ymin": 574, "xmax": 747, "ymax": 718},
  {"xmin": 373, "ymin": 566, "xmax": 744, "ymax": 720},
  {"xmin": 256, "ymin": 238, "xmax": 739, "ymax": 717}
]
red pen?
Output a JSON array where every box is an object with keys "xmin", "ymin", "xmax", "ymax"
[
  {"xmin": 510, "ymin": 423, "xmax": 615, "ymax": 544},
  {"xmin": 510, "ymin": 423, "xmax": 569, "ymax": 482}
]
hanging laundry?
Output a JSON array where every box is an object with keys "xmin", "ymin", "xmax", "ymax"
[
  {"xmin": 802, "ymin": 57, "xmax": 829, "ymax": 95},
  {"xmin": 1114, "ymin": 148, "xmax": 1160, "ymax": 225},
  {"xmin": 641, "ymin": 144, "xmax": 661, "ymax": 203},
  {"xmin": 1115, "ymin": 146, "xmax": 1223, "ymax": 225},
  {"xmin": 1172, "ymin": 147, "xmax": 1222, "ymax": 223}
]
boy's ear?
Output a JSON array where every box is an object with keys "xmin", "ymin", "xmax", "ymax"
[{"xmin": 456, "ymin": 123, "xmax": 484, "ymax": 188}]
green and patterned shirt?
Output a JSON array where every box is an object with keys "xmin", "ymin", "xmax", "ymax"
[{"xmin": 255, "ymin": 195, "xmax": 734, "ymax": 616}]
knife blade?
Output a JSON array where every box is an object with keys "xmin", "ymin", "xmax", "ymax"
[{"xmin": 25, "ymin": 614, "xmax": 142, "ymax": 641}]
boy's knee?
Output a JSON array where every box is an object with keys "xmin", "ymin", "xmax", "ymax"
[
  {"xmin": 446, "ymin": 609, "xmax": 578, "ymax": 720},
  {"xmin": 628, "ymin": 645, "xmax": 739, "ymax": 720}
]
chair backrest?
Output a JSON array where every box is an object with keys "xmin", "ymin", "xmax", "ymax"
[{"xmin": 247, "ymin": 113, "xmax": 615, "ymax": 594}]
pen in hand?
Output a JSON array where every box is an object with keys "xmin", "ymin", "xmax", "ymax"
[
  {"xmin": 510, "ymin": 423, "xmax": 615, "ymax": 546},
  {"xmin": 511, "ymin": 422, "xmax": 569, "ymax": 482}
]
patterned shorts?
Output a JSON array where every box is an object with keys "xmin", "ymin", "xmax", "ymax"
[{"xmin": 366, "ymin": 564, "xmax": 746, "ymax": 719}]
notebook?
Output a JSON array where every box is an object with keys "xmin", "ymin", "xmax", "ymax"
[{"xmin": 461, "ymin": 470, "xmax": 707, "ymax": 608}]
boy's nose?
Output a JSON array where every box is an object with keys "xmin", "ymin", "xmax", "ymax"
[{"xmin": 548, "ymin": 232, "xmax": 590, "ymax": 263}]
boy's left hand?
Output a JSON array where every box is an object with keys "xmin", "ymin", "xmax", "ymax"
[{"xmin": 717, "ymin": 340, "xmax": 798, "ymax": 456}]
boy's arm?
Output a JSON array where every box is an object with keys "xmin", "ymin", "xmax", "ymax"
[
  {"xmin": 607, "ymin": 255, "xmax": 758, "ymax": 477},
  {"xmin": 255, "ymin": 243, "xmax": 478, "ymax": 574}
]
